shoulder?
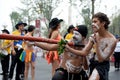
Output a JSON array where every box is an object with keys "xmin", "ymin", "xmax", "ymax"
[
  {"xmin": 5, "ymin": 40, "xmax": 11, "ymax": 43},
  {"xmin": 109, "ymin": 33, "xmax": 117, "ymax": 43},
  {"xmin": 12, "ymin": 30, "xmax": 19, "ymax": 35},
  {"xmin": 24, "ymin": 33, "xmax": 31, "ymax": 36},
  {"xmin": 106, "ymin": 35, "xmax": 117, "ymax": 46},
  {"xmin": 65, "ymin": 33, "xmax": 70, "ymax": 37},
  {"xmin": 51, "ymin": 30, "xmax": 59, "ymax": 37},
  {"xmin": 52, "ymin": 30, "xmax": 59, "ymax": 34}
]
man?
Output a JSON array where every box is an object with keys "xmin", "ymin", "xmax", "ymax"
[
  {"xmin": 8, "ymin": 21, "xmax": 27, "ymax": 80},
  {"xmin": 0, "ymin": 29, "xmax": 12, "ymax": 80},
  {"xmin": 34, "ymin": 25, "xmax": 88, "ymax": 80},
  {"xmin": 65, "ymin": 12, "xmax": 117, "ymax": 80}
]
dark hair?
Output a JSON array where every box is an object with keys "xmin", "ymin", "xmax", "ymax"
[
  {"xmin": 77, "ymin": 25, "xmax": 88, "ymax": 38},
  {"xmin": 92, "ymin": 12, "xmax": 110, "ymax": 29},
  {"xmin": 67, "ymin": 25, "xmax": 75, "ymax": 33},
  {"xmin": 2, "ymin": 29, "xmax": 10, "ymax": 34},
  {"xmin": 15, "ymin": 21, "xmax": 27, "ymax": 29},
  {"xmin": 48, "ymin": 18, "xmax": 63, "ymax": 38},
  {"xmin": 23, "ymin": 29, "xmax": 28, "ymax": 34},
  {"xmin": 49, "ymin": 18, "xmax": 63, "ymax": 30},
  {"xmin": 28, "ymin": 25, "xmax": 35, "ymax": 32}
]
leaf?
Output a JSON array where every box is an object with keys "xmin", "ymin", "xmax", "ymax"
[{"xmin": 58, "ymin": 39, "xmax": 68, "ymax": 55}]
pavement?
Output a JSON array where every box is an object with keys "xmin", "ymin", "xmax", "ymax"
[{"xmin": 0, "ymin": 53, "xmax": 120, "ymax": 80}]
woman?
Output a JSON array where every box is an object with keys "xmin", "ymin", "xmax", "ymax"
[
  {"xmin": 46, "ymin": 18, "xmax": 63, "ymax": 76},
  {"xmin": 0, "ymin": 29, "xmax": 12, "ymax": 80},
  {"xmin": 23, "ymin": 25, "xmax": 36, "ymax": 80},
  {"xmin": 65, "ymin": 25, "xmax": 75, "ymax": 41},
  {"xmin": 114, "ymin": 37, "xmax": 120, "ymax": 70}
]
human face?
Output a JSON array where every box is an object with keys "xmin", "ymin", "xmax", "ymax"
[
  {"xmin": 58, "ymin": 24, "xmax": 60, "ymax": 29},
  {"xmin": 92, "ymin": 18, "xmax": 101, "ymax": 33},
  {"xmin": 72, "ymin": 31, "xmax": 82, "ymax": 43},
  {"xmin": 18, "ymin": 24, "xmax": 25, "ymax": 31},
  {"xmin": 70, "ymin": 28, "xmax": 75, "ymax": 33}
]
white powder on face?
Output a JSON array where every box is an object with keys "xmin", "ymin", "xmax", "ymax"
[{"xmin": 92, "ymin": 23, "xmax": 99, "ymax": 30}]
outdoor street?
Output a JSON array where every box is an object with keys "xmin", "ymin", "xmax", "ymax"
[{"xmin": 0, "ymin": 54, "xmax": 120, "ymax": 80}]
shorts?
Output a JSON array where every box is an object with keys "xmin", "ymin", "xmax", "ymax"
[
  {"xmin": 89, "ymin": 60, "xmax": 110, "ymax": 80},
  {"xmin": 52, "ymin": 67, "xmax": 88, "ymax": 80}
]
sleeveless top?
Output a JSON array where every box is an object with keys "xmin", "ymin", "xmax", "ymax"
[
  {"xmin": 46, "ymin": 34, "xmax": 62, "ymax": 64},
  {"xmin": 23, "ymin": 33, "xmax": 36, "ymax": 62}
]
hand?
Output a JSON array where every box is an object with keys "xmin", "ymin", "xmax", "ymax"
[
  {"xmin": 28, "ymin": 41, "xmax": 35, "ymax": 45},
  {"xmin": 26, "ymin": 41, "xmax": 35, "ymax": 47},
  {"xmin": 12, "ymin": 50, "xmax": 16, "ymax": 55},
  {"xmin": 0, "ymin": 46, "xmax": 7, "ymax": 50},
  {"xmin": 34, "ymin": 42, "xmax": 38, "ymax": 46},
  {"xmin": 65, "ymin": 44, "xmax": 70, "ymax": 49},
  {"xmin": 89, "ymin": 33, "xmax": 97, "ymax": 43}
]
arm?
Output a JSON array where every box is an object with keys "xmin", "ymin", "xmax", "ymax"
[
  {"xmin": 83, "ymin": 56, "xmax": 89, "ymax": 70},
  {"xmin": 50, "ymin": 31, "xmax": 58, "ymax": 39},
  {"xmin": 65, "ymin": 39, "xmax": 94, "ymax": 56},
  {"xmin": 34, "ymin": 30, "xmax": 60, "ymax": 50},
  {"xmin": 95, "ymin": 39, "xmax": 117, "ymax": 62},
  {"xmin": 3, "ymin": 40, "xmax": 13, "ymax": 49},
  {"xmin": 34, "ymin": 42, "xmax": 59, "ymax": 51}
]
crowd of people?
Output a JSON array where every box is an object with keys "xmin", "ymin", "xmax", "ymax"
[{"xmin": 0, "ymin": 12, "xmax": 118, "ymax": 80}]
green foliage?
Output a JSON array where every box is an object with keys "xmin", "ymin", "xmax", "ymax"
[
  {"xmin": 58, "ymin": 39, "xmax": 68, "ymax": 55},
  {"xmin": 9, "ymin": 11, "xmax": 22, "ymax": 30},
  {"xmin": 109, "ymin": 14, "xmax": 120, "ymax": 35},
  {"xmin": 19, "ymin": 0, "xmax": 38, "ymax": 25},
  {"xmin": 32, "ymin": 0, "xmax": 62, "ymax": 25},
  {"xmin": 31, "ymin": 0, "xmax": 62, "ymax": 37},
  {"xmin": 81, "ymin": 8, "xmax": 91, "ymax": 26}
]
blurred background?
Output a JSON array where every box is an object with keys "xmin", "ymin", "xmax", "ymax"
[{"xmin": 0, "ymin": 0, "xmax": 120, "ymax": 37}]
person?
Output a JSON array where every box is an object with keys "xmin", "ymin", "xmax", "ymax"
[
  {"xmin": 33, "ymin": 25, "xmax": 89, "ymax": 80},
  {"xmin": 89, "ymin": 44, "xmax": 97, "ymax": 75},
  {"xmin": 45, "ymin": 18, "xmax": 63, "ymax": 76},
  {"xmin": 0, "ymin": 29, "xmax": 12, "ymax": 80},
  {"xmin": 65, "ymin": 12, "xmax": 117, "ymax": 80},
  {"xmin": 8, "ymin": 21, "xmax": 27, "ymax": 80},
  {"xmin": 23, "ymin": 25, "xmax": 36, "ymax": 80},
  {"xmin": 65, "ymin": 25, "xmax": 75, "ymax": 41},
  {"xmin": 113, "ymin": 36, "xmax": 120, "ymax": 71}
]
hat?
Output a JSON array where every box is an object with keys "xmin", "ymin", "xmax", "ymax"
[
  {"xmin": 15, "ymin": 21, "xmax": 27, "ymax": 29},
  {"xmin": 75, "ymin": 25, "xmax": 88, "ymax": 38},
  {"xmin": 1, "ymin": 29, "xmax": 10, "ymax": 34},
  {"xmin": 67, "ymin": 25, "xmax": 75, "ymax": 33},
  {"xmin": 49, "ymin": 18, "xmax": 63, "ymax": 29}
]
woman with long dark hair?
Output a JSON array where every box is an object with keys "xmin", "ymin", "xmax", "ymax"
[{"xmin": 46, "ymin": 18, "xmax": 63, "ymax": 76}]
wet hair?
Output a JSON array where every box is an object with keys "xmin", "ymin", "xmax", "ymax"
[
  {"xmin": 28, "ymin": 25, "xmax": 35, "ymax": 32},
  {"xmin": 92, "ymin": 12, "xmax": 110, "ymax": 29},
  {"xmin": 77, "ymin": 25, "xmax": 88, "ymax": 38}
]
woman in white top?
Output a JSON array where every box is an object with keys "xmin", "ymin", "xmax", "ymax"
[{"xmin": 114, "ymin": 37, "xmax": 120, "ymax": 70}]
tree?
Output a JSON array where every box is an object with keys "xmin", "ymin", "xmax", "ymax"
[
  {"xmin": 19, "ymin": 0, "xmax": 38, "ymax": 25},
  {"xmin": 9, "ymin": 11, "xmax": 22, "ymax": 30},
  {"xmin": 29, "ymin": 0, "xmax": 63, "ymax": 37},
  {"xmin": 109, "ymin": 13, "xmax": 120, "ymax": 35},
  {"xmin": 31, "ymin": 0, "xmax": 62, "ymax": 28}
]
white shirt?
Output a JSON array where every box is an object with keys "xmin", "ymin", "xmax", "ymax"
[{"xmin": 114, "ymin": 41, "xmax": 120, "ymax": 52}]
